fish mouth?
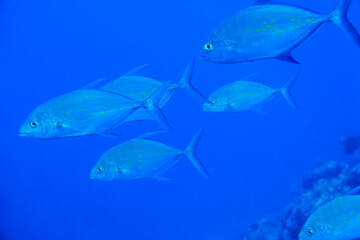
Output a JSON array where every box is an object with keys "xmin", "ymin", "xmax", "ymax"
[
  {"xmin": 202, "ymin": 102, "xmax": 215, "ymax": 112},
  {"xmin": 202, "ymin": 106, "xmax": 210, "ymax": 112},
  {"xmin": 198, "ymin": 49, "xmax": 209, "ymax": 59},
  {"xmin": 19, "ymin": 132, "xmax": 31, "ymax": 137},
  {"xmin": 89, "ymin": 172, "xmax": 100, "ymax": 180}
]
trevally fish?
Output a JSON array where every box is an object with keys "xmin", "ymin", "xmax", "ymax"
[
  {"xmin": 90, "ymin": 129, "xmax": 209, "ymax": 181},
  {"xmin": 100, "ymin": 59, "xmax": 209, "ymax": 122},
  {"xmin": 19, "ymin": 81, "xmax": 171, "ymax": 139},
  {"xmin": 299, "ymin": 187, "xmax": 360, "ymax": 240},
  {"xmin": 203, "ymin": 73, "xmax": 298, "ymax": 112},
  {"xmin": 200, "ymin": 0, "xmax": 360, "ymax": 63}
]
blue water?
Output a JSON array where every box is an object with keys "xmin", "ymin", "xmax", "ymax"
[{"xmin": 1, "ymin": 0, "xmax": 360, "ymax": 239}]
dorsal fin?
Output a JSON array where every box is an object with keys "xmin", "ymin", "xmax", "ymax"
[
  {"xmin": 345, "ymin": 186, "xmax": 360, "ymax": 196},
  {"xmin": 123, "ymin": 64, "xmax": 149, "ymax": 76},
  {"xmin": 255, "ymin": 0, "xmax": 272, "ymax": 4},
  {"xmin": 135, "ymin": 131, "xmax": 166, "ymax": 140},
  {"xmin": 240, "ymin": 72, "xmax": 260, "ymax": 82},
  {"xmin": 81, "ymin": 78, "xmax": 107, "ymax": 90},
  {"xmin": 80, "ymin": 64, "xmax": 148, "ymax": 90}
]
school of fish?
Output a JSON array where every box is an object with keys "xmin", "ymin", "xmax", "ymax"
[{"xmin": 19, "ymin": 0, "xmax": 360, "ymax": 239}]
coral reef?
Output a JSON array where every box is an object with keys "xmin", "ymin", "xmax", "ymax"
[
  {"xmin": 341, "ymin": 135, "xmax": 360, "ymax": 155},
  {"xmin": 242, "ymin": 160, "xmax": 360, "ymax": 240}
]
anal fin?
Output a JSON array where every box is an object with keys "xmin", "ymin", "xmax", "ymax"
[
  {"xmin": 277, "ymin": 52, "xmax": 301, "ymax": 64},
  {"xmin": 153, "ymin": 175, "xmax": 171, "ymax": 181}
]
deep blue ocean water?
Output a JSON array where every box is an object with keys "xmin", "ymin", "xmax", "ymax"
[{"xmin": 1, "ymin": 0, "xmax": 360, "ymax": 239}]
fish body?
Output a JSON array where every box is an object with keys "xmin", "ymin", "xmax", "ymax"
[
  {"xmin": 203, "ymin": 74, "xmax": 298, "ymax": 112},
  {"xmin": 200, "ymin": 0, "xmax": 360, "ymax": 63},
  {"xmin": 204, "ymin": 81, "xmax": 277, "ymax": 112},
  {"xmin": 100, "ymin": 59, "xmax": 209, "ymax": 123},
  {"xmin": 19, "ymin": 90, "xmax": 138, "ymax": 138},
  {"xmin": 19, "ymin": 80, "xmax": 172, "ymax": 138},
  {"xmin": 90, "ymin": 129, "xmax": 209, "ymax": 181},
  {"xmin": 299, "ymin": 194, "xmax": 360, "ymax": 240},
  {"xmin": 102, "ymin": 75, "xmax": 171, "ymax": 101},
  {"xmin": 91, "ymin": 139, "xmax": 183, "ymax": 180},
  {"xmin": 101, "ymin": 75, "xmax": 175, "ymax": 122}
]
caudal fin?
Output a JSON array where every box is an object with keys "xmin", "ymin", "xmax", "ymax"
[
  {"xmin": 142, "ymin": 81, "xmax": 173, "ymax": 131},
  {"xmin": 178, "ymin": 59, "xmax": 211, "ymax": 103},
  {"xmin": 280, "ymin": 74, "xmax": 299, "ymax": 110},
  {"xmin": 330, "ymin": 0, "xmax": 360, "ymax": 47},
  {"xmin": 184, "ymin": 129, "xmax": 210, "ymax": 177}
]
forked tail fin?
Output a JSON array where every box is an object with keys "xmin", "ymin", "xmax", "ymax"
[
  {"xmin": 330, "ymin": 0, "xmax": 360, "ymax": 47},
  {"xmin": 178, "ymin": 59, "xmax": 211, "ymax": 103},
  {"xmin": 141, "ymin": 81, "xmax": 173, "ymax": 131},
  {"xmin": 97, "ymin": 81, "xmax": 172, "ymax": 132},
  {"xmin": 184, "ymin": 129, "xmax": 210, "ymax": 177},
  {"xmin": 280, "ymin": 73, "xmax": 299, "ymax": 110}
]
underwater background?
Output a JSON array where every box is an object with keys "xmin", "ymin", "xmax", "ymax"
[{"xmin": 1, "ymin": 0, "xmax": 360, "ymax": 239}]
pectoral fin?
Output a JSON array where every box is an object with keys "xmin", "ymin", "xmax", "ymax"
[
  {"xmin": 152, "ymin": 175, "xmax": 171, "ymax": 181},
  {"xmin": 81, "ymin": 78, "xmax": 107, "ymax": 90}
]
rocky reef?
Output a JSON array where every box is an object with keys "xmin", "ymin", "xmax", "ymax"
[
  {"xmin": 340, "ymin": 135, "xmax": 360, "ymax": 155},
  {"xmin": 242, "ymin": 160, "xmax": 360, "ymax": 240}
]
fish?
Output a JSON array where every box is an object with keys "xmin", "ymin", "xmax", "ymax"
[
  {"xmin": 200, "ymin": 0, "xmax": 360, "ymax": 64},
  {"xmin": 299, "ymin": 187, "xmax": 360, "ymax": 240},
  {"xmin": 100, "ymin": 59, "xmax": 209, "ymax": 122},
  {"xmin": 90, "ymin": 129, "xmax": 209, "ymax": 181},
  {"xmin": 19, "ymin": 81, "xmax": 171, "ymax": 139},
  {"xmin": 203, "ymin": 73, "xmax": 298, "ymax": 112}
]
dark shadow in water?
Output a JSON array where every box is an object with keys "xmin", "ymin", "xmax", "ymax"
[
  {"xmin": 340, "ymin": 135, "xmax": 360, "ymax": 155},
  {"xmin": 0, "ymin": 231, "xmax": 6, "ymax": 240}
]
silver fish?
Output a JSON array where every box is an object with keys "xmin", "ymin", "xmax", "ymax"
[
  {"xmin": 203, "ymin": 73, "xmax": 298, "ymax": 112},
  {"xmin": 200, "ymin": 0, "xmax": 360, "ymax": 63},
  {"xmin": 90, "ymin": 129, "xmax": 209, "ymax": 181},
  {"xmin": 100, "ymin": 59, "xmax": 209, "ymax": 123},
  {"xmin": 299, "ymin": 187, "xmax": 360, "ymax": 240},
  {"xmin": 19, "ymin": 82, "xmax": 171, "ymax": 139}
]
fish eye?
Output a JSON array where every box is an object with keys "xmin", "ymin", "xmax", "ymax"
[
  {"xmin": 306, "ymin": 228, "xmax": 314, "ymax": 236},
  {"xmin": 29, "ymin": 120, "xmax": 39, "ymax": 128},
  {"xmin": 97, "ymin": 167, "xmax": 103, "ymax": 173},
  {"xmin": 203, "ymin": 42, "xmax": 213, "ymax": 51},
  {"xmin": 208, "ymin": 99, "xmax": 216, "ymax": 105}
]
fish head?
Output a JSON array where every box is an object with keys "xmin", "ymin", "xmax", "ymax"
[
  {"xmin": 298, "ymin": 221, "xmax": 330, "ymax": 240},
  {"xmin": 90, "ymin": 163, "xmax": 128, "ymax": 181},
  {"xmin": 199, "ymin": 37, "xmax": 245, "ymax": 63},
  {"xmin": 90, "ymin": 164, "xmax": 117, "ymax": 181},
  {"xmin": 19, "ymin": 108, "xmax": 62, "ymax": 139},
  {"xmin": 203, "ymin": 99, "xmax": 227, "ymax": 112}
]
